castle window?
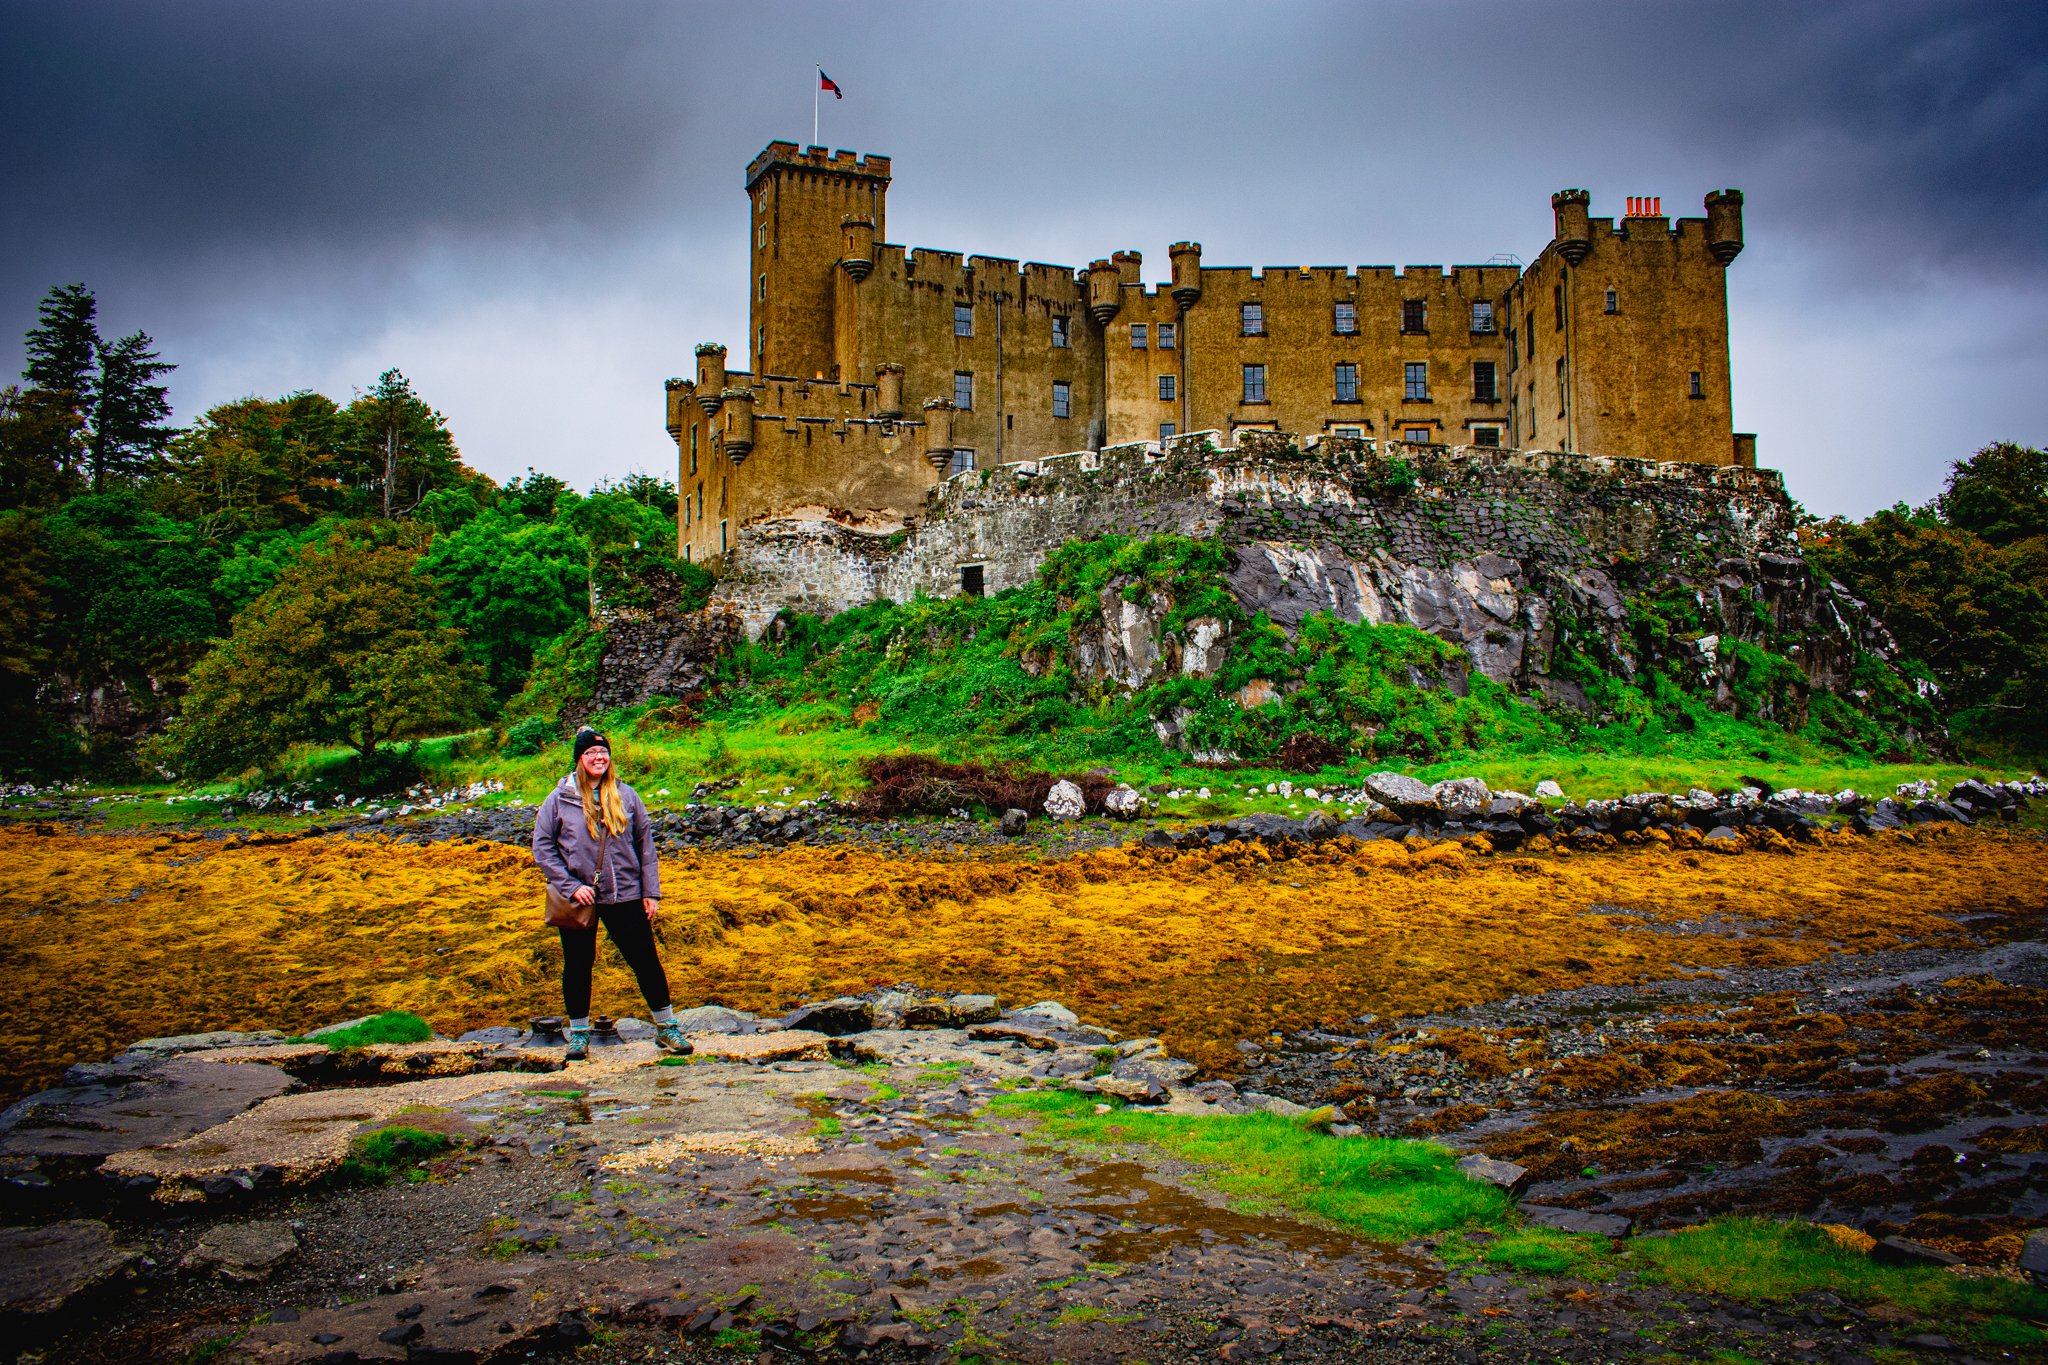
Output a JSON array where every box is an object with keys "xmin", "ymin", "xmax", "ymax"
[
  {"xmin": 720, "ymin": 520, "xmax": 728, "ymax": 554},
  {"xmin": 1242, "ymin": 364, "xmax": 1267, "ymax": 403},
  {"xmin": 1526, "ymin": 316, "xmax": 1536, "ymax": 359},
  {"xmin": 1473, "ymin": 361, "xmax": 1498, "ymax": 402},
  {"xmin": 960, "ymin": 564, "xmax": 984, "ymax": 597},
  {"xmin": 1052, "ymin": 382, "xmax": 1071, "ymax": 418},
  {"xmin": 1051, "ymin": 316, "xmax": 1070, "ymax": 348},
  {"xmin": 1402, "ymin": 300, "xmax": 1427, "ymax": 334},
  {"xmin": 696, "ymin": 484, "xmax": 704, "ymax": 520},
  {"xmin": 1158, "ymin": 322, "xmax": 1176, "ymax": 349},
  {"xmin": 1689, "ymin": 370, "xmax": 1703, "ymax": 399},
  {"xmin": 1130, "ymin": 324, "xmax": 1148, "ymax": 349},
  {"xmin": 689, "ymin": 424, "xmax": 699, "ymax": 476},
  {"xmin": 1404, "ymin": 362, "xmax": 1429, "ymax": 401},
  {"xmin": 1331, "ymin": 425, "xmax": 1363, "ymax": 439},
  {"xmin": 1333, "ymin": 362, "xmax": 1359, "ymax": 403},
  {"xmin": 1471, "ymin": 301, "xmax": 1495, "ymax": 333},
  {"xmin": 1334, "ymin": 302, "xmax": 1357, "ymax": 335},
  {"xmin": 954, "ymin": 304, "xmax": 973, "ymax": 337},
  {"xmin": 1604, "ymin": 288, "xmax": 1619, "ymax": 314},
  {"xmin": 1241, "ymin": 302, "xmax": 1264, "ymax": 335},
  {"xmin": 684, "ymin": 544, "xmax": 692, "ymax": 562},
  {"xmin": 1473, "ymin": 425, "xmax": 1501, "ymax": 447},
  {"xmin": 954, "ymin": 371, "xmax": 973, "ymax": 410},
  {"xmin": 1404, "ymin": 425, "xmax": 1433, "ymax": 444},
  {"xmin": 1158, "ymin": 374, "xmax": 1176, "ymax": 402},
  {"xmin": 949, "ymin": 448, "xmax": 975, "ymax": 476},
  {"xmin": 1556, "ymin": 359, "xmax": 1566, "ymax": 414},
  {"xmin": 1553, "ymin": 284, "xmax": 1564, "ymax": 330},
  {"xmin": 1160, "ymin": 422, "xmax": 1177, "ymax": 441}
]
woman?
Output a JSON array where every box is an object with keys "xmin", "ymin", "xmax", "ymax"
[{"xmin": 531, "ymin": 727, "xmax": 690, "ymax": 1060}]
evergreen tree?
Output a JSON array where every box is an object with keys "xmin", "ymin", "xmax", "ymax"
[
  {"xmin": 88, "ymin": 330, "xmax": 176, "ymax": 489},
  {"xmin": 342, "ymin": 368, "xmax": 462, "ymax": 518},
  {"xmin": 19, "ymin": 283, "xmax": 100, "ymax": 484}
]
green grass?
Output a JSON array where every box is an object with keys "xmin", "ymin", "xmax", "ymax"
[
  {"xmin": 1442, "ymin": 1226, "xmax": 1613, "ymax": 1278},
  {"xmin": 333, "ymin": 1125, "xmax": 452, "ymax": 1185},
  {"xmin": 298, "ymin": 1010, "xmax": 433, "ymax": 1050},
  {"xmin": 1624, "ymin": 1220, "xmax": 2048, "ymax": 1346},
  {"xmin": 987, "ymin": 1090, "xmax": 1508, "ymax": 1242}
]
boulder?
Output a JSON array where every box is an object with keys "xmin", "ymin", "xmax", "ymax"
[
  {"xmin": 2022, "ymin": 1228, "xmax": 2048, "ymax": 1284},
  {"xmin": 998, "ymin": 808, "xmax": 1029, "ymax": 836},
  {"xmin": 180, "ymin": 1220, "xmax": 300, "ymax": 1282},
  {"xmin": 1043, "ymin": 779, "xmax": 1086, "ymax": 821},
  {"xmin": 1534, "ymin": 780, "xmax": 1565, "ymax": 800},
  {"xmin": 1110, "ymin": 1056, "xmax": 1197, "ymax": 1086},
  {"xmin": 668, "ymin": 1006, "xmax": 757, "ymax": 1035},
  {"xmin": 780, "ymin": 998, "xmax": 874, "ymax": 1036},
  {"xmin": 1093, "ymin": 1076, "xmax": 1167, "ymax": 1104},
  {"xmin": 1008, "ymin": 1001, "xmax": 1080, "ymax": 1029},
  {"xmin": 904, "ymin": 994, "xmax": 1001, "ymax": 1027},
  {"xmin": 1102, "ymin": 785, "xmax": 1142, "ymax": 820},
  {"xmin": 1430, "ymin": 777, "xmax": 1493, "ymax": 819},
  {"xmin": 1455, "ymin": 1154, "xmax": 1531, "ymax": 1194},
  {"xmin": 1361, "ymin": 772, "xmax": 1437, "ymax": 819},
  {"xmin": 1239, "ymin": 1093, "xmax": 1308, "ymax": 1119},
  {"xmin": 1871, "ymin": 1236, "xmax": 1963, "ymax": 1268},
  {"xmin": 0, "ymin": 1220, "xmax": 135, "ymax": 1316}
]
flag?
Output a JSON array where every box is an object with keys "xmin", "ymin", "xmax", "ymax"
[{"xmin": 819, "ymin": 68, "xmax": 843, "ymax": 99}]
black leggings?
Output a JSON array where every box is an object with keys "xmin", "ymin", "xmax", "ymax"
[{"xmin": 558, "ymin": 901, "xmax": 671, "ymax": 1019}]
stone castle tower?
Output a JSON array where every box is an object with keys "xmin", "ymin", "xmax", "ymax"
[{"xmin": 665, "ymin": 142, "xmax": 1750, "ymax": 563}]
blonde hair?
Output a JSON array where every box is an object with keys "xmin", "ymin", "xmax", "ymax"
[{"xmin": 574, "ymin": 762, "xmax": 628, "ymax": 838}]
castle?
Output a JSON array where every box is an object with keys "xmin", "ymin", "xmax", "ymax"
[{"xmin": 665, "ymin": 141, "xmax": 1752, "ymax": 564}]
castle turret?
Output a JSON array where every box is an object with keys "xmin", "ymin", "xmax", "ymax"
[
  {"xmin": 922, "ymin": 397, "xmax": 955, "ymax": 470},
  {"xmin": 840, "ymin": 215, "xmax": 875, "ymax": 282},
  {"xmin": 720, "ymin": 388, "xmax": 755, "ymax": 464},
  {"xmin": 1112, "ymin": 250, "xmax": 1142, "ymax": 289},
  {"xmin": 1705, "ymin": 189, "xmax": 1745, "ymax": 265},
  {"xmin": 1087, "ymin": 259, "xmax": 1122, "ymax": 325},
  {"xmin": 1169, "ymin": 241, "xmax": 1203, "ymax": 308},
  {"xmin": 1551, "ymin": 189, "xmax": 1592, "ymax": 266},
  {"xmin": 695, "ymin": 343, "xmax": 727, "ymax": 414},
  {"xmin": 875, "ymin": 362, "xmax": 904, "ymax": 419},
  {"xmin": 664, "ymin": 376, "xmax": 695, "ymax": 436}
]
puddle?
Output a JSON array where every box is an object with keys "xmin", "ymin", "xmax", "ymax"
[
  {"xmin": 749, "ymin": 1193, "xmax": 884, "ymax": 1225},
  {"xmin": 804, "ymin": 1167, "xmax": 896, "ymax": 1186},
  {"xmin": 1064, "ymin": 1160, "xmax": 1433, "ymax": 1286},
  {"xmin": 930, "ymin": 1256, "xmax": 1006, "ymax": 1281}
]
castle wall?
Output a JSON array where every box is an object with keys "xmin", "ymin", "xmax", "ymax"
[
  {"xmin": 713, "ymin": 433, "xmax": 1841, "ymax": 711},
  {"xmin": 748, "ymin": 143, "xmax": 891, "ymax": 382}
]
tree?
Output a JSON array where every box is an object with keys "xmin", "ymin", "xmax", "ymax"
[
  {"xmin": 0, "ymin": 385, "xmax": 82, "ymax": 510},
  {"xmin": 18, "ymin": 283, "xmax": 99, "ymax": 484},
  {"xmin": 87, "ymin": 330, "xmax": 176, "ymax": 489},
  {"xmin": 150, "ymin": 538, "xmax": 489, "ymax": 778},
  {"xmin": 340, "ymin": 369, "xmax": 464, "ymax": 519},
  {"xmin": 158, "ymin": 392, "xmax": 348, "ymax": 535},
  {"xmin": 1937, "ymin": 441, "xmax": 2047, "ymax": 553},
  {"xmin": 500, "ymin": 469, "xmax": 568, "ymax": 520},
  {"xmin": 418, "ymin": 507, "xmax": 589, "ymax": 697}
]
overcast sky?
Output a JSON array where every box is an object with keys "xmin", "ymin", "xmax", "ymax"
[{"xmin": 3, "ymin": 0, "xmax": 2043, "ymax": 518}]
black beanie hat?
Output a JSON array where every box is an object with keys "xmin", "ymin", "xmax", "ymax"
[{"xmin": 572, "ymin": 727, "xmax": 610, "ymax": 767}]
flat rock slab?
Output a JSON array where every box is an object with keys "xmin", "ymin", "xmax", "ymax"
[
  {"xmin": 102, "ymin": 1070, "xmax": 564, "ymax": 1192},
  {"xmin": 0, "ymin": 1057, "xmax": 299, "ymax": 1166},
  {"xmin": 0, "ymin": 1219, "xmax": 136, "ymax": 1315},
  {"xmin": 1519, "ymin": 1204, "xmax": 1634, "ymax": 1238},
  {"xmin": 205, "ymin": 1039, "xmax": 564, "ymax": 1082},
  {"xmin": 685, "ymin": 1030, "xmax": 830, "ymax": 1063},
  {"xmin": 180, "ymin": 1219, "xmax": 300, "ymax": 1281},
  {"xmin": 1456, "ymin": 1154, "xmax": 1531, "ymax": 1194}
]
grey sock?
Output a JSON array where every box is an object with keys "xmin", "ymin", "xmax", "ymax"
[
  {"xmin": 651, "ymin": 1006, "xmax": 675, "ymax": 1025},
  {"xmin": 569, "ymin": 1016, "xmax": 592, "ymax": 1032}
]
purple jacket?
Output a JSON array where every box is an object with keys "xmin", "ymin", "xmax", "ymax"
[{"xmin": 531, "ymin": 776, "xmax": 662, "ymax": 904}]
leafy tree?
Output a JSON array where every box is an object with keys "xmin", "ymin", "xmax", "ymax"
[
  {"xmin": 158, "ymin": 393, "xmax": 348, "ymax": 535},
  {"xmin": 500, "ymin": 469, "xmax": 569, "ymax": 520},
  {"xmin": 40, "ymin": 492, "xmax": 223, "ymax": 683},
  {"xmin": 340, "ymin": 369, "xmax": 466, "ymax": 519},
  {"xmin": 0, "ymin": 385, "xmax": 82, "ymax": 510},
  {"xmin": 1937, "ymin": 441, "xmax": 2047, "ymax": 553},
  {"xmin": 0, "ymin": 511, "xmax": 64, "ymax": 776},
  {"xmin": 86, "ymin": 330, "xmax": 176, "ymax": 489},
  {"xmin": 418, "ymin": 507, "xmax": 589, "ymax": 697},
  {"xmin": 151, "ymin": 538, "xmax": 489, "ymax": 777}
]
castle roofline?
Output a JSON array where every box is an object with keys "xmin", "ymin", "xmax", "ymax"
[{"xmin": 745, "ymin": 140, "xmax": 892, "ymax": 193}]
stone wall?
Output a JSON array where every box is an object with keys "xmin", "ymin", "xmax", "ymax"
[{"xmin": 713, "ymin": 433, "xmax": 1892, "ymax": 724}]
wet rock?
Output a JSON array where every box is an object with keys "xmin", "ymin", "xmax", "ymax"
[
  {"xmin": 2022, "ymin": 1228, "xmax": 2048, "ymax": 1285},
  {"xmin": 1103, "ymin": 785, "xmax": 1143, "ymax": 820},
  {"xmin": 669, "ymin": 1006, "xmax": 756, "ymax": 1035},
  {"xmin": 781, "ymin": 998, "xmax": 874, "ymax": 1036},
  {"xmin": 1534, "ymin": 779, "xmax": 1565, "ymax": 800},
  {"xmin": 0, "ymin": 1220, "xmax": 135, "ymax": 1315},
  {"xmin": 1519, "ymin": 1205, "xmax": 1633, "ymax": 1238},
  {"xmin": 124, "ymin": 1029, "xmax": 288, "ymax": 1056},
  {"xmin": 999, "ymin": 808, "xmax": 1029, "ymax": 837},
  {"xmin": 1455, "ymin": 1154, "xmax": 1531, "ymax": 1194},
  {"xmin": 1430, "ymin": 777, "xmax": 1493, "ymax": 819},
  {"xmin": 1043, "ymin": 780, "xmax": 1086, "ymax": 821},
  {"xmin": 457, "ymin": 1026, "xmax": 524, "ymax": 1045},
  {"xmin": 1008, "ymin": 1001, "xmax": 1079, "ymax": 1029},
  {"xmin": 1111, "ymin": 1056, "xmax": 1197, "ymax": 1086},
  {"xmin": 0, "ymin": 1057, "xmax": 298, "ymax": 1168},
  {"xmin": 1871, "ymin": 1236, "xmax": 1963, "ymax": 1268},
  {"xmin": 180, "ymin": 1220, "xmax": 300, "ymax": 1282},
  {"xmin": 1362, "ymin": 772, "xmax": 1437, "ymax": 819}
]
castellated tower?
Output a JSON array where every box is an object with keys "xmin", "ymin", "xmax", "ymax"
[
  {"xmin": 745, "ymin": 142, "xmax": 890, "ymax": 381},
  {"xmin": 1509, "ymin": 189, "xmax": 1749, "ymax": 467},
  {"xmin": 671, "ymin": 142, "xmax": 1751, "ymax": 565}
]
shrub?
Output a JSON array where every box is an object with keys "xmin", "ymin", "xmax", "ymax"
[{"xmin": 854, "ymin": 755, "xmax": 1111, "ymax": 817}]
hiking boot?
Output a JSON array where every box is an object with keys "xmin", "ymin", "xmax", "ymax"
[
  {"xmin": 564, "ymin": 1028, "xmax": 591, "ymax": 1062},
  {"xmin": 655, "ymin": 1022, "xmax": 692, "ymax": 1056}
]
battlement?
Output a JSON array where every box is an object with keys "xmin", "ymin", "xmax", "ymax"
[{"xmin": 745, "ymin": 141, "xmax": 892, "ymax": 191}]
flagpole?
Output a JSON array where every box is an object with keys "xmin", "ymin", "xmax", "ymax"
[{"xmin": 813, "ymin": 67, "xmax": 820, "ymax": 148}]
